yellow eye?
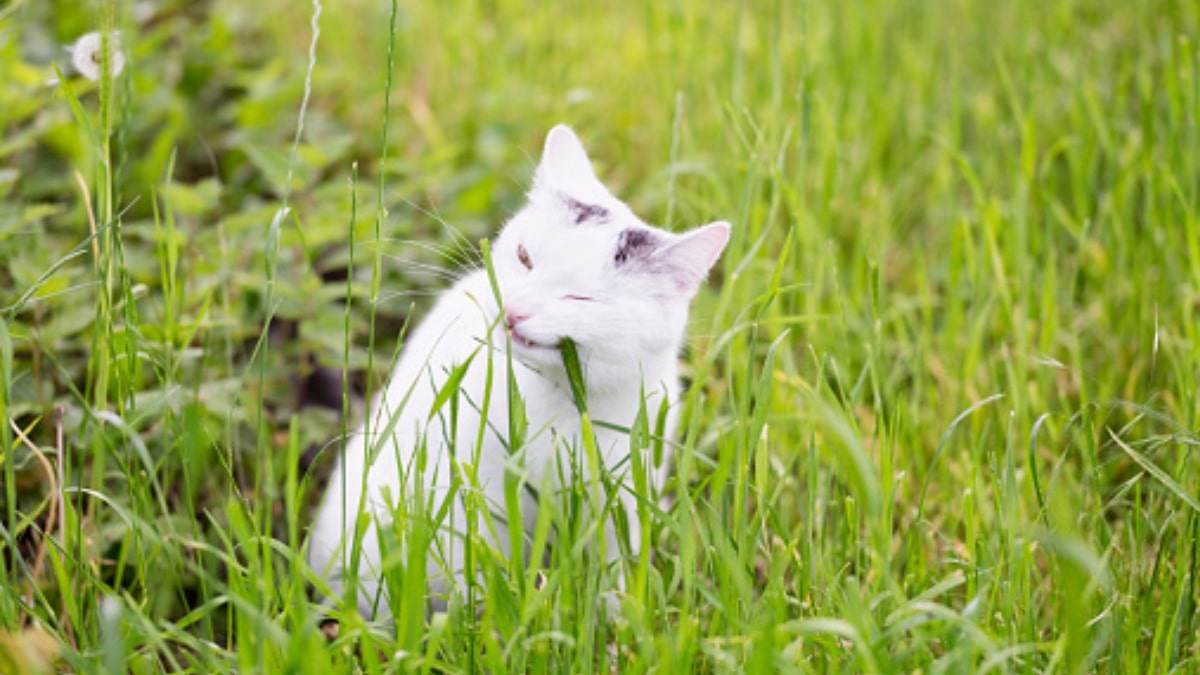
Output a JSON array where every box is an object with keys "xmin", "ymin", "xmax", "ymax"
[{"xmin": 517, "ymin": 244, "xmax": 533, "ymax": 270}]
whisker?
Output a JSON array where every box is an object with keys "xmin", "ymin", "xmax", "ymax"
[
  {"xmin": 378, "ymin": 263, "xmax": 460, "ymax": 287},
  {"xmin": 379, "ymin": 237, "xmax": 478, "ymax": 276},
  {"xmin": 393, "ymin": 239, "xmax": 477, "ymax": 276},
  {"xmin": 402, "ymin": 262, "xmax": 464, "ymax": 283},
  {"xmin": 388, "ymin": 194, "xmax": 484, "ymax": 270},
  {"xmin": 407, "ymin": 197, "xmax": 478, "ymax": 250},
  {"xmin": 376, "ymin": 288, "xmax": 445, "ymax": 305},
  {"xmin": 435, "ymin": 218, "xmax": 484, "ymax": 268}
]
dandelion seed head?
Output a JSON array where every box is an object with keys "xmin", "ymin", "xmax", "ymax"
[{"xmin": 67, "ymin": 31, "xmax": 125, "ymax": 82}]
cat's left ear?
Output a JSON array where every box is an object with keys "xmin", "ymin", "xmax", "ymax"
[
  {"xmin": 653, "ymin": 221, "xmax": 731, "ymax": 295},
  {"xmin": 536, "ymin": 125, "xmax": 607, "ymax": 199}
]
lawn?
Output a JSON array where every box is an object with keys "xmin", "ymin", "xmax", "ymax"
[{"xmin": 1, "ymin": 0, "xmax": 1198, "ymax": 672}]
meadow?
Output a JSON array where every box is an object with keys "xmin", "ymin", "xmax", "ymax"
[{"xmin": 1, "ymin": 0, "xmax": 1198, "ymax": 672}]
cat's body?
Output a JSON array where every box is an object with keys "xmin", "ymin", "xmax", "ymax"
[{"xmin": 308, "ymin": 126, "xmax": 729, "ymax": 619}]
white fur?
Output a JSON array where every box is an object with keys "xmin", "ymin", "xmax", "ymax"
[{"xmin": 308, "ymin": 125, "xmax": 729, "ymax": 619}]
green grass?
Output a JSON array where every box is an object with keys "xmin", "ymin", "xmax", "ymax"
[{"xmin": 2, "ymin": 0, "xmax": 1199, "ymax": 672}]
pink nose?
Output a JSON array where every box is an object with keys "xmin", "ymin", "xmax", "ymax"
[{"xmin": 504, "ymin": 308, "xmax": 529, "ymax": 330}]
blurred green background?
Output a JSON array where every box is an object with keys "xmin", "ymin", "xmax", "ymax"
[{"xmin": 1, "ymin": 0, "xmax": 1198, "ymax": 672}]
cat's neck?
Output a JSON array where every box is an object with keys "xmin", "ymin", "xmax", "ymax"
[{"xmin": 512, "ymin": 340, "xmax": 679, "ymax": 418}]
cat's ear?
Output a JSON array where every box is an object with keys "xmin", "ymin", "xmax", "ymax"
[
  {"xmin": 652, "ymin": 221, "xmax": 731, "ymax": 295},
  {"xmin": 536, "ymin": 125, "xmax": 606, "ymax": 199}
]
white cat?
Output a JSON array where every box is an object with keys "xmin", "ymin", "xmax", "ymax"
[{"xmin": 308, "ymin": 125, "xmax": 729, "ymax": 619}]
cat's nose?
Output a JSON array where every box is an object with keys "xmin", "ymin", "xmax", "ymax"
[{"xmin": 504, "ymin": 308, "xmax": 529, "ymax": 330}]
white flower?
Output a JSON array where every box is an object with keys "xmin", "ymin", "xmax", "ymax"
[{"xmin": 66, "ymin": 31, "xmax": 125, "ymax": 82}]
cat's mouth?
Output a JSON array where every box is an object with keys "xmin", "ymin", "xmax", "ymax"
[{"xmin": 509, "ymin": 327, "xmax": 557, "ymax": 351}]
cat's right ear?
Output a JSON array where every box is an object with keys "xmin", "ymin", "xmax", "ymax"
[
  {"xmin": 652, "ymin": 221, "xmax": 731, "ymax": 296},
  {"xmin": 536, "ymin": 125, "xmax": 606, "ymax": 200}
]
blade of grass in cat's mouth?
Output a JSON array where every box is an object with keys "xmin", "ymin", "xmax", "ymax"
[{"xmin": 559, "ymin": 337, "xmax": 588, "ymax": 414}]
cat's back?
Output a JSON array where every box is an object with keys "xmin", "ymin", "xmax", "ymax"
[{"xmin": 385, "ymin": 268, "xmax": 498, "ymax": 391}]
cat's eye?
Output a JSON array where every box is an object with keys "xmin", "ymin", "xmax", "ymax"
[{"xmin": 516, "ymin": 244, "xmax": 533, "ymax": 270}]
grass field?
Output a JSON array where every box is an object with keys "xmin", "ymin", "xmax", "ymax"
[{"xmin": 2, "ymin": 0, "xmax": 1199, "ymax": 672}]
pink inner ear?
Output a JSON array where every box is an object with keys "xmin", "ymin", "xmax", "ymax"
[
  {"xmin": 541, "ymin": 126, "xmax": 596, "ymax": 181},
  {"xmin": 660, "ymin": 222, "xmax": 731, "ymax": 294},
  {"xmin": 536, "ymin": 125, "xmax": 613, "ymax": 203}
]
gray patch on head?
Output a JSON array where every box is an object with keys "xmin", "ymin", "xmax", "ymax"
[
  {"xmin": 614, "ymin": 228, "xmax": 660, "ymax": 266},
  {"xmin": 562, "ymin": 195, "xmax": 610, "ymax": 225}
]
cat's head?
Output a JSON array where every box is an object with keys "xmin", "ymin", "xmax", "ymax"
[{"xmin": 492, "ymin": 125, "xmax": 729, "ymax": 391}]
